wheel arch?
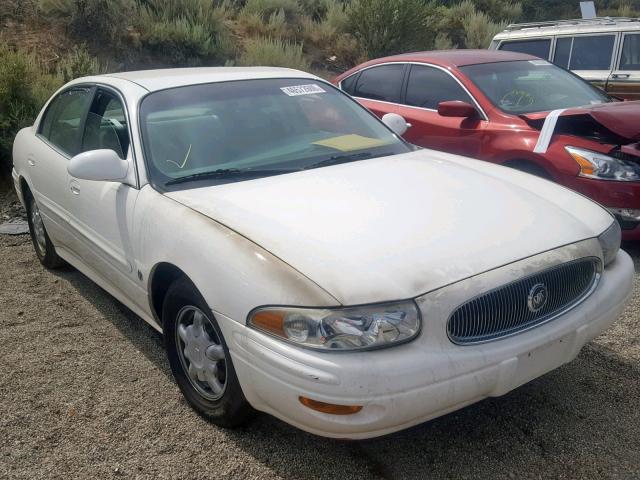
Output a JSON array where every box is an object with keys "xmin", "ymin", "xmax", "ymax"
[{"xmin": 148, "ymin": 262, "xmax": 190, "ymax": 324}]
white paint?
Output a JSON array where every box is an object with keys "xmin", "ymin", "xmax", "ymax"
[
  {"xmin": 11, "ymin": 68, "xmax": 634, "ymax": 439},
  {"xmin": 533, "ymin": 108, "xmax": 566, "ymax": 154}
]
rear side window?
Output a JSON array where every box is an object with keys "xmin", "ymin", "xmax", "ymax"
[
  {"xmin": 353, "ymin": 64, "xmax": 404, "ymax": 103},
  {"xmin": 499, "ymin": 39, "xmax": 551, "ymax": 59},
  {"xmin": 569, "ymin": 35, "xmax": 615, "ymax": 70},
  {"xmin": 340, "ymin": 74, "xmax": 359, "ymax": 95},
  {"xmin": 620, "ymin": 34, "xmax": 640, "ymax": 70},
  {"xmin": 39, "ymin": 87, "xmax": 93, "ymax": 156},
  {"xmin": 405, "ymin": 65, "xmax": 473, "ymax": 109}
]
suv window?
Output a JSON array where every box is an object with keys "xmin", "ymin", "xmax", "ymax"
[
  {"xmin": 353, "ymin": 64, "xmax": 404, "ymax": 102},
  {"xmin": 570, "ymin": 35, "xmax": 615, "ymax": 70},
  {"xmin": 82, "ymin": 90, "xmax": 130, "ymax": 159},
  {"xmin": 620, "ymin": 34, "xmax": 640, "ymax": 71},
  {"xmin": 39, "ymin": 87, "xmax": 93, "ymax": 156},
  {"xmin": 553, "ymin": 37, "xmax": 572, "ymax": 68},
  {"xmin": 405, "ymin": 65, "xmax": 473, "ymax": 109},
  {"xmin": 499, "ymin": 39, "xmax": 551, "ymax": 59}
]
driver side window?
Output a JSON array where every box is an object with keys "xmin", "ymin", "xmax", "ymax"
[
  {"xmin": 82, "ymin": 90, "xmax": 130, "ymax": 159},
  {"xmin": 405, "ymin": 65, "xmax": 473, "ymax": 110}
]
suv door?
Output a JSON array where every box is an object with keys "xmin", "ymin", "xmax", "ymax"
[
  {"xmin": 67, "ymin": 88, "xmax": 145, "ymax": 310},
  {"xmin": 557, "ymin": 34, "xmax": 618, "ymax": 91},
  {"xmin": 31, "ymin": 86, "xmax": 94, "ymax": 249},
  {"xmin": 395, "ymin": 64, "xmax": 486, "ymax": 157},
  {"xmin": 607, "ymin": 32, "xmax": 640, "ymax": 100}
]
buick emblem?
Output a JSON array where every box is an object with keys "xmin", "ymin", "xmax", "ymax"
[{"xmin": 527, "ymin": 283, "xmax": 548, "ymax": 313}]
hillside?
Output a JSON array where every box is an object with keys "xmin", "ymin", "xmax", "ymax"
[{"xmin": 1, "ymin": 0, "xmax": 639, "ymax": 187}]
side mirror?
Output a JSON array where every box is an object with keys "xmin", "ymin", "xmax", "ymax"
[
  {"xmin": 382, "ymin": 113, "xmax": 411, "ymax": 136},
  {"xmin": 437, "ymin": 101, "xmax": 478, "ymax": 118},
  {"xmin": 68, "ymin": 149, "xmax": 128, "ymax": 182}
]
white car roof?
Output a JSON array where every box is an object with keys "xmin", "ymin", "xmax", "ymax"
[
  {"xmin": 74, "ymin": 67, "xmax": 319, "ymax": 92},
  {"xmin": 493, "ymin": 17, "xmax": 640, "ymax": 40}
]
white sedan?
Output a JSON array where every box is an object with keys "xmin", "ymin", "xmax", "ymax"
[{"xmin": 12, "ymin": 67, "xmax": 634, "ymax": 439}]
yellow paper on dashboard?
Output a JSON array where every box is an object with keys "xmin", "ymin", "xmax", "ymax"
[{"xmin": 312, "ymin": 134, "xmax": 389, "ymax": 152}]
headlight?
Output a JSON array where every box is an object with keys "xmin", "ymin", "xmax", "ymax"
[
  {"xmin": 598, "ymin": 220, "xmax": 621, "ymax": 266},
  {"xmin": 565, "ymin": 146, "xmax": 640, "ymax": 181},
  {"xmin": 248, "ymin": 301, "xmax": 421, "ymax": 351}
]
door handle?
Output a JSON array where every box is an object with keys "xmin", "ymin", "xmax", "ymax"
[
  {"xmin": 612, "ymin": 73, "xmax": 630, "ymax": 79},
  {"xmin": 27, "ymin": 155, "xmax": 36, "ymax": 167},
  {"xmin": 70, "ymin": 184, "xmax": 80, "ymax": 195}
]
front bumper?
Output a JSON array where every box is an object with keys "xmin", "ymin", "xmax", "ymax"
[
  {"xmin": 560, "ymin": 174, "xmax": 640, "ymax": 240},
  {"xmin": 215, "ymin": 244, "xmax": 634, "ymax": 439}
]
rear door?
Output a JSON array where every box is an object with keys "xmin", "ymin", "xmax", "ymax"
[
  {"xmin": 349, "ymin": 63, "xmax": 407, "ymax": 118},
  {"xmin": 556, "ymin": 33, "xmax": 618, "ymax": 91},
  {"xmin": 395, "ymin": 64, "xmax": 486, "ymax": 157},
  {"xmin": 31, "ymin": 86, "xmax": 94, "ymax": 248},
  {"xmin": 607, "ymin": 32, "xmax": 640, "ymax": 100}
]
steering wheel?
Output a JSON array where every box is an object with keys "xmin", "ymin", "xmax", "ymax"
[{"xmin": 500, "ymin": 89, "xmax": 534, "ymax": 109}]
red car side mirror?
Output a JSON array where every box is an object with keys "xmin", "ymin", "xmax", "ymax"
[{"xmin": 438, "ymin": 101, "xmax": 478, "ymax": 118}]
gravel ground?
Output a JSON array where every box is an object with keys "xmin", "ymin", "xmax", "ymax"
[{"xmin": 1, "ymin": 194, "xmax": 639, "ymax": 479}]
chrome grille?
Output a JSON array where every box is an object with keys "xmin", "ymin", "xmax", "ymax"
[{"xmin": 447, "ymin": 258, "xmax": 600, "ymax": 345}]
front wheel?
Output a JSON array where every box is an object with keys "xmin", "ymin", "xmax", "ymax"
[
  {"xmin": 163, "ymin": 277, "xmax": 253, "ymax": 427},
  {"xmin": 25, "ymin": 191, "xmax": 66, "ymax": 269}
]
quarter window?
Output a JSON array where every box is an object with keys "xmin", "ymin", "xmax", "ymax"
[
  {"xmin": 620, "ymin": 34, "xmax": 640, "ymax": 71},
  {"xmin": 82, "ymin": 91, "xmax": 130, "ymax": 159},
  {"xmin": 39, "ymin": 87, "xmax": 93, "ymax": 156},
  {"xmin": 569, "ymin": 35, "xmax": 615, "ymax": 70},
  {"xmin": 353, "ymin": 64, "xmax": 404, "ymax": 103},
  {"xmin": 499, "ymin": 39, "xmax": 551, "ymax": 59},
  {"xmin": 405, "ymin": 65, "xmax": 473, "ymax": 109}
]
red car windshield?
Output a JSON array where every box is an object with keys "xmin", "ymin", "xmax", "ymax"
[{"xmin": 460, "ymin": 60, "xmax": 612, "ymax": 114}]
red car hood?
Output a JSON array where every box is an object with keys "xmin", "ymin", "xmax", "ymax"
[{"xmin": 521, "ymin": 101, "xmax": 640, "ymax": 143}]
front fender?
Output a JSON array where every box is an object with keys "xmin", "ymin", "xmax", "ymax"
[{"xmin": 134, "ymin": 186, "xmax": 340, "ymax": 325}]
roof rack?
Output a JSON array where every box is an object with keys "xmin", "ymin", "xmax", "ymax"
[{"xmin": 505, "ymin": 16, "xmax": 640, "ymax": 31}]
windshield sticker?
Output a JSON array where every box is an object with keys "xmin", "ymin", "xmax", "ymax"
[
  {"xmin": 529, "ymin": 60, "xmax": 550, "ymax": 66},
  {"xmin": 280, "ymin": 84, "xmax": 326, "ymax": 96},
  {"xmin": 312, "ymin": 134, "xmax": 389, "ymax": 152}
]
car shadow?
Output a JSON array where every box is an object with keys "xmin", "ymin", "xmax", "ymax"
[{"xmin": 50, "ymin": 261, "xmax": 640, "ymax": 479}]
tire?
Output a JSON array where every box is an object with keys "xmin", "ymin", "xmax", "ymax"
[
  {"xmin": 163, "ymin": 276, "xmax": 253, "ymax": 427},
  {"xmin": 25, "ymin": 190, "xmax": 66, "ymax": 269}
]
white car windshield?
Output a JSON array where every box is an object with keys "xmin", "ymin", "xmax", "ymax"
[
  {"xmin": 139, "ymin": 78, "xmax": 410, "ymax": 190},
  {"xmin": 460, "ymin": 60, "xmax": 613, "ymax": 115}
]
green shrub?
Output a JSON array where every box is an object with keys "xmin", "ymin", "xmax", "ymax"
[
  {"xmin": 38, "ymin": 0, "xmax": 135, "ymax": 50},
  {"xmin": 137, "ymin": 0, "xmax": 235, "ymax": 64},
  {"xmin": 238, "ymin": 36, "xmax": 310, "ymax": 70},
  {"xmin": 0, "ymin": 47, "xmax": 58, "ymax": 175},
  {"xmin": 347, "ymin": 0, "xmax": 429, "ymax": 58},
  {"xmin": 241, "ymin": 0, "xmax": 301, "ymax": 20},
  {"xmin": 56, "ymin": 45, "xmax": 107, "ymax": 82},
  {"xmin": 464, "ymin": 10, "xmax": 507, "ymax": 48}
]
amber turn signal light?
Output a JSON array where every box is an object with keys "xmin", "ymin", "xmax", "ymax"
[
  {"xmin": 299, "ymin": 396, "xmax": 363, "ymax": 415},
  {"xmin": 250, "ymin": 311, "xmax": 286, "ymax": 337}
]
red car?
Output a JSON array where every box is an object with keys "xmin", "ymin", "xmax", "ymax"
[{"xmin": 334, "ymin": 50, "xmax": 640, "ymax": 240}]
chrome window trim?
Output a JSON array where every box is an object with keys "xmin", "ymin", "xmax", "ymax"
[{"xmin": 339, "ymin": 61, "xmax": 489, "ymax": 121}]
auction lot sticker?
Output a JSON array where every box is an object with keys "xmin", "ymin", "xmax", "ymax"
[{"xmin": 281, "ymin": 84, "xmax": 326, "ymax": 96}]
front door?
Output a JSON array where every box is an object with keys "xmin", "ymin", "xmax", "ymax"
[{"xmin": 66, "ymin": 88, "xmax": 145, "ymax": 310}]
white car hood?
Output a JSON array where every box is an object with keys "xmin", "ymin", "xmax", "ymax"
[{"xmin": 166, "ymin": 149, "xmax": 612, "ymax": 305}]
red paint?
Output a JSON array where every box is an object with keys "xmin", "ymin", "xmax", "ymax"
[{"xmin": 334, "ymin": 50, "xmax": 640, "ymax": 240}]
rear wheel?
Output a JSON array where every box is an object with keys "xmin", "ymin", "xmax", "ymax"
[
  {"xmin": 25, "ymin": 190, "xmax": 66, "ymax": 269},
  {"xmin": 163, "ymin": 277, "xmax": 253, "ymax": 427}
]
